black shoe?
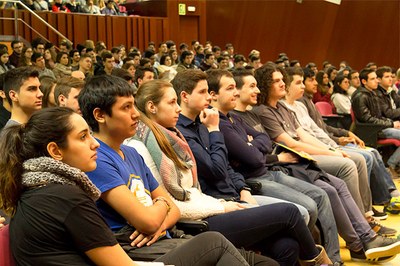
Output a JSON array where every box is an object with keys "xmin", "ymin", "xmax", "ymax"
[
  {"xmin": 369, "ymin": 219, "xmax": 397, "ymax": 236},
  {"xmin": 372, "ymin": 207, "xmax": 388, "ymax": 220},
  {"xmin": 350, "ymin": 248, "xmax": 397, "ymax": 263},
  {"xmin": 350, "ymin": 249, "xmax": 366, "ymax": 262},
  {"xmin": 364, "ymin": 235, "xmax": 400, "ymax": 260}
]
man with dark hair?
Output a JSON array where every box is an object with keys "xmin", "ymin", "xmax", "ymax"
[
  {"xmin": 352, "ymin": 68, "xmax": 400, "ymax": 176},
  {"xmin": 209, "ymin": 68, "xmax": 344, "ymax": 263},
  {"xmin": 376, "ymin": 66, "xmax": 400, "ymax": 121},
  {"xmin": 134, "ymin": 66, "xmax": 154, "ymax": 88},
  {"xmin": 59, "ymin": 40, "xmax": 72, "ymax": 53},
  {"xmin": 212, "ymin": 46, "xmax": 221, "ymax": 58},
  {"xmin": 286, "ymin": 67, "xmax": 400, "ymax": 217},
  {"xmin": 9, "ymin": 40, "xmax": 23, "ymax": 68},
  {"xmin": 173, "ymin": 69, "xmax": 310, "ymax": 220},
  {"xmin": 127, "ymin": 52, "xmax": 140, "ymax": 67},
  {"xmin": 111, "ymin": 47, "xmax": 123, "ymax": 68},
  {"xmin": 31, "ymin": 52, "xmax": 56, "ymax": 79},
  {"xmin": 233, "ymin": 54, "xmax": 246, "ymax": 69},
  {"xmin": 347, "ymin": 70, "xmax": 360, "ymax": 96},
  {"xmin": 95, "ymin": 52, "xmax": 114, "ymax": 76},
  {"xmin": 54, "ymin": 76, "xmax": 84, "ymax": 114},
  {"xmin": 199, "ymin": 53, "xmax": 216, "ymax": 72},
  {"xmin": 78, "ymin": 54, "xmax": 93, "ymax": 78},
  {"xmin": 3, "ymin": 67, "xmax": 42, "ymax": 126},
  {"xmin": 179, "ymin": 43, "xmax": 188, "ymax": 54},
  {"xmin": 31, "ymin": 38, "xmax": 45, "ymax": 54},
  {"xmin": 176, "ymin": 51, "xmax": 196, "ymax": 73},
  {"xmin": 79, "ymin": 75, "xmax": 238, "ymax": 264}
]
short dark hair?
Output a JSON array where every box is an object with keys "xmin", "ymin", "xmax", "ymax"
[
  {"xmin": 171, "ymin": 69, "xmax": 207, "ymax": 104},
  {"xmin": 134, "ymin": 66, "xmax": 154, "ymax": 84},
  {"xmin": 111, "ymin": 68, "xmax": 133, "ymax": 82},
  {"xmin": 31, "ymin": 37, "xmax": 45, "ymax": 50},
  {"xmin": 285, "ymin": 67, "xmax": 304, "ymax": 85},
  {"xmin": 3, "ymin": 67, "xmax": 39, "ymax": 104},
  {"xmin": 359, "ymin": 68, "xmax": 375, "ymax": 85},
  {"xmin": 31, "ymin": 52, "xmax": 43, "ymax": 63},
  {"xmin": 206, "ymin": 69, "xmax": 233, "ymax": 94},
  {"xmin": 11, "ymin": 40, "xmax": 22, "ymax": 49},
  {"xmin": 54, "ymin": 76, "xmax": 85, "ymax": 106},
  {"xmin": 180, "ymin": 51, "xmax": 192, "ymax": 62},
  {"xmin": 303, "ymin": 67, "xmax": 316, "ymax": 80},
  {"xmin": 69, "ymin": 49, "xmax": 79, "ymax": 58},
  {"xmin": 232, "ymin": 69, "xmax": 254, "ymax": 89},
  {"xmin": 101, "ymin": 51, "xmax": 113, "ymax": 62},
  {"xmin": 376, "ymin": 66, "xmax": 392, "ymax": 79},
  {"xmin": 111, "ymin": 47, "xmax": 121, "ymax": 54},
  {"xmin": 79, "ymin": 75, "xmax": 134, "ymax": 132},
  {"xmin": 347, "ymin": 69, "xmax": 358, "ymax": 80},
  {"xmin": 212, "ymin": 46, "xmax": 221, "ymax": 53}
]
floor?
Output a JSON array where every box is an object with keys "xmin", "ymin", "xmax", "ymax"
[{"xmin": 339, "ymin": 179, "xmax": 400, "ymax": 265}]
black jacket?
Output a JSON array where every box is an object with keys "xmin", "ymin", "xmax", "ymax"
[
  {"xmin": 375, "ymin": 85, "xmax": 400, "ymax": 120},
  {"xmin": 351, "ymin": 86, "xmax": 393, "ymax": 128}
]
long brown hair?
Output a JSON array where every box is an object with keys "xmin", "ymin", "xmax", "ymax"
[
  {"xmin": 135, "ymin": 80, "xmax": 187, "ymax": 170},
  {"xmin": 0, "ymin": 107, "xmax": 75, "ymax": 215}
]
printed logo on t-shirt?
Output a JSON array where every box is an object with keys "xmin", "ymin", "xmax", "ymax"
[{"xmin": 128, "ymin": 174, "xmax": 153, "ymax": 207}]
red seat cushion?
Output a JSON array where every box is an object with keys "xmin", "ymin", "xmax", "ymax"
[
  {"xmin": 377, "ymin": 138, "xmax": 400, "ymax": 147},
  {"xmin": 0, "ymin": 225, "xmax": 15, "ymax": 266}
]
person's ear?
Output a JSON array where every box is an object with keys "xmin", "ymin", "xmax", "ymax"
[
  {"xmin": 58, "ymin": 94, "xmax": 67, "ymax": 107},
  {"xmin": 9, "ymin": 90, "xmax": 18, "ymax": 102},
  {"xmin": 146, "ymin": 101, "xmax": 157, "ymax": 114},
  {"xmin": 93, "ymin": 107, "xmax": 106, "ymax": 124},
  {"xmin": 180, "ymin": 91, "xmax": 189, "ymax": 104},
  {"xmin": 47, "ymin": 142, "xmax": 63, "ymax": 161},
  {"xmin": 209, "ymin": 90, "xmax": 218, "ymax": 101},
  {"xmin": 361, "ymin": 79, "xmax": 367, "ymax": 85}
]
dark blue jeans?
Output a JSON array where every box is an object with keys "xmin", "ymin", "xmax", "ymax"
[{"xmin": 205, "ymin": 203, "xmax": 319, "ymax": 266}]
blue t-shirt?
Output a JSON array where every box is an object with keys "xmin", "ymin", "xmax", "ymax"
[{"xmin": 87, "ymin": 139, "xmax": 159, "ymax": 231}]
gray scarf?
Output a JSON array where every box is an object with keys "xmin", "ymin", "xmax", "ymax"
[{"xmin": 22, "ymin": 157, "xmax": 101, "ymax": 201}]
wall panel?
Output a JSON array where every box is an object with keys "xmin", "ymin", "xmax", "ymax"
[
  {"xmin": 0, "ymin": 11, "xmax": 168, "ymax": 52},
  {"xmin": 206, "ymin": 0, "xmax": 399, "ymax": 70}
]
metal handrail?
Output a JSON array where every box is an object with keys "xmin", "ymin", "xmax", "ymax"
[{"xmin": 0, "ymin": 0, "xmax": 72, "ymax": 45}]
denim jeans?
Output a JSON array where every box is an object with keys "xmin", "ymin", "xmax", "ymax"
[
  {"xmin": 343, "ymin": 146, "xmax": 392, "ymax": 204},
  {"xmin": 380, "ymin": 128, "xmax": 400, "ymax": 168},
  {"xmin": 205, "ymin": 203, "xmax": 320, "ymax": 266},
  {"xmin": 247, "ymin": 171, "xmax": 341, "ymax": 262}
]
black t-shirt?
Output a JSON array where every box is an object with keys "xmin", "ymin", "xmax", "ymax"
[{"xmin": 10, "ymin": 184, "xmax": 117, "ymax": 266}]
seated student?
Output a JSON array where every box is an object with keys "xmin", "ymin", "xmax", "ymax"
[
  {"xmin": 206, "ymin": 69, "xmax": 340, "ymax": 264},
  {"xmin": 330, "ymin": 73, "xmax": 351, "ymax": 115},
  {"xmin": 78, "ymin": 75, "xmax": 258, "ymax": 265},
  {"xmin": 0, "ymin": 107, "xmax": 246, "ymax": 266},
  {"xmin": 127, "ymin": 79, "xmax": 330, "ymax": 265},
  {"xmin": 171, "ymin": 70, "xmax": 311, "ymax": 222},
  {"xmin": 52, "ymin": 52, "xmax": 72, "ymax": 79},
  {"xmin": 232, "ymin": 65, "xmax": 400, "ymax": 264},
  {"xmin": 313, "ymin": 70, "xmax": 334, "ymax": 111},
  {"xmin": 352, "ymin": 68, "xmax": 400, "ymax": 177},
  {"xmin": 54, "ymin": 76, "xmax": 84, "ymax": 114},
  {"xmin": 283, "ymin": 68, "xmax": 400, "ymax": 216},
  {"xmin": 253, "ymin": 64, "xmax": 375, "ymax": 221},
  {"xmin": 3, "ymin": 67, "xmax": 42, "ymax": 128},
  {"xmin": 249, "ymin": 64, "xmax": 400, "ymax": 262}
]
